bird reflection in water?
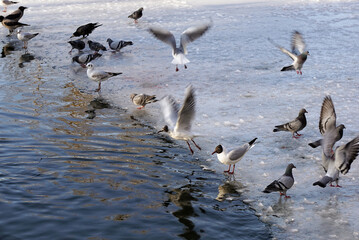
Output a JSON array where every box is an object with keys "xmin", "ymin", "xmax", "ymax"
[
  {"xmin": 1, "ymin": 42, "xmax": 15, "ymax": 58},
  {"xmin": 85, "ymin": 97, "xmax": 111, "ymax": 119},
  {"xmin": 216, "ymin": 178, "xmax": 245, "ymax": 202},
  {"xmin": 19, "ymin": 53, "xmax": 35, "ymax": 68}
]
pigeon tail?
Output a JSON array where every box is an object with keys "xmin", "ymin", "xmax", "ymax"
[
  {"xmin": 313, "ymin": 176, "xmax": 332, "ymax": 188},
  {"xmin": 273, "ymin": 125, "xmax": 285, "ymax": 132},
  {"xmin": 172, "ymin": 53, "xmax": 190, "ymax": 65},
  {"xmin": 309, "ymin": 139, "xmax": 321, "ymax": 148},
  {"xmin": 281, "ymin": 65, "xmax": 295, "ymax": 71}
]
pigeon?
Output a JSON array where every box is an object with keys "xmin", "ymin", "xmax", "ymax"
[
  {"xmin": 212, "ymin": 138, "xmax": 257, "ymax": 174},
  {"xmin": 273, "ymin": 108, "xmax": 307, "ymax": 138},
  {"xmin": 88, "ymin": 40, "xmax": 107, "ymax": 53},
  {"xmin": 263, "ymin": 163, "xmax": 296, "ymax": 198},
  {"xmin": 128, "ymin": 7, "xmax": 143, "ymax": 23},
  {"xmin": 86, "ymin": 63, "xmax": 122, "ymax": 92},
  {"xmin": 313, "ymin": 136, "xmax": 359, "ymax": 188},
  {"xmin": 17, "ymin": 29, "xmax": 39, "ymax": 50},
  {"xmin": 0, "ymin": 16, "xmax": 29, "ymax": 35},
  {"xmin": 269, "ymin": 31, "xmax": 310, "ymax": 75},
  {"xmin": 130, "ymin": 93, "xmax": 158, "ymax": 109},
  {"xmin": 72, "ymin": 53, "xmax": 102, "ymax": 68},
  {"xmin": 148, "ymin": 22, "xmax": 212, "ymax": 72},
  {"xmin": 308, "ymin": 96, "xmax": 345, "ymax": 157},
  {"xmin": 71, "ymin": 22, "xmax": 102, "ymax": 38},
  {"xmin": 157, "ymin": 85, "xmax": 201, "ymax": 154},
  {"xmin": 107, "ymin": 38, "xmax": 133, "ymax": 52},
  {"xmin": 68, "ymin": 39, "xmax": 86, "ymax": 53},
  {"xmin": 2, "ymin": 0, "xmax": 18, "ymax": 12},
  {"xmin": 4, "ymin": 5, "xmax": 26, "ymax": 21}
]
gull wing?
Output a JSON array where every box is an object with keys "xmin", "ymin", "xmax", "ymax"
[
  {"xmin": 160, "ymin": 95, "xmax": 179, "ymax": 129},
  {"xmin": 148, "ymin": 27, "xmax": 176, "ymax": 50},
  {"xmin": 228, "ymin": 144, "xmax": 249, "ymax": 161},
  {"xmin": 291, "ymin": 31, "xmax": 306, "ymax": 54},
  {"xmin": 319, "ymin": 96, "xmax": 336, "ymax": 135},
  {"xmin": 175, "ymin": 85, "xmax": 195, "ymax": 132},
  {"xmin": 180, "ymin": 23, "xmax": 212, "ymax": 54}
]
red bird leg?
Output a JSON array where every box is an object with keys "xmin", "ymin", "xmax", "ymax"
[
  {"xmin": 296, "ymin": 70, "xmax": 300, "ymax": 74},
  {"xmin": 300, "ymin": 71, "xmax": 302, "ymax": 75},
  {"xmin": 296, "ymin": 132, "xmax": 302, "ymax": 136},
  {"xmin": 186, "ymin": 141, "xmax": 194, "ymax": 155},
  {"xmin": 284, "ymin": 194, "xmax": 291, "ymax": 198},
  {"xmin": 280, "ymin": 192, "xmax": 285, "ymax": 196},
  {"xmin": 292, "ymin": 133, "xmax": 300, "ymax": 139},
  {"xmin": 191, "ymin": 139, "xmax": 201, "ymax": 150},
  {"xmin": 176, "ymin": 66, "xmax": 179, "ymax": 72},
  {"xmin": 137, "ymin": 106, "xmax": 144, "ymax": 109},
  {"xmin": 224, "ymin": 165, "xmax": 231, "ymax": 173},
  {"xmin": 229, "ymin": 164, "xmax": 236, "ymax": 174},
  {"xmin": 95, "ymin": 82, "xmax": 101, "ymax": 92},
  {"xmin": 184, "ymin": 65, "xmax": 187, "ymax": 69}
]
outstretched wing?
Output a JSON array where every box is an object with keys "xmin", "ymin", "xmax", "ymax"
[
  {"xmin": 335, "ymin": 136, "xmax": 359, "ymax": 174},
  {"xmin": 175, "ymin": 85, "xmax": 195, "ymax": 132},
  {"xmin": 291, "ymin": 31, "xmax": 306, "ymax": 54},
  {"xmin": 319, "ymin": 96, "xmax": 336, "ymax": 135},
  {"xmin": 180, "ymin": 22, "xmax": 212, "ymax": 54},
  {"xmin": 148, "ymin": 27, "xmax": 176, "ymax": 50},
  {"xmin": 160, "ymin": 95, "xmax": 179, "ymax": 129}
]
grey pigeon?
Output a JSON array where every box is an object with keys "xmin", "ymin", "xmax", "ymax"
[
  {"xmin": 0, "ymin": 16, "xmax": 29, "ymax": 35},
  {"xmin": 4, "ymin": 5, "xmax": 26, "ymax": 21},
  {"xmin": 269, "ymin": 31, "xmax": 310, "ymax": 75},
  {"xmin": 88, "ymin": 40, "xmax": 107, "ymax": 53},
  {"xmin": 68, "ymin": 39, "xmax": 86, "ymax": 53},
  {"xmin": 263, "ymin": 163, "xmax": 296, "ymax": 198},
  {"xmin": 128, "ymin": 7, "xmax": 143, "ymax": 23},
  {"xmin": 148, "ymin": 22, "xmax": 212, "ymax": 72},
  {"xmin": 130, "ymin": 93, "xmax": 157, "ymax": 109},
  {"xmin": 309, "ymin": 96, "xmax": 345, "ymax": 157},
  {"xmin": 72, "ymin": 53, "xmax": 102, "ymax": 68},
  {"xmin": 71, "ymin": 22, "xmax": 102, "ymax": 38},
  {"xmin": 2, "ymin": 0, "xmax": 18, "ymax": 12},
  {"xmin": 273, "ymin": 108, "xmax": 307, "ymax": 138},
  {"xmin": 313, "ymin": 136, "xmax": 359, "ymax": 188},
  {"xmin": 107, "ymin": 38, "xmax": 133, "ymax": 52},
  {"xmin": 212, "ymin": 138, "xmax": 257, "ymax": 174},
  {"xmin": 157, "ymin": 85, "xmax": 201, "ymax": 154}
]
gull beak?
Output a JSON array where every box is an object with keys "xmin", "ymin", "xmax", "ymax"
[
  {"xmin": 157, "ymin": 129, "xmax": 164, "ymax": 133},
  {"xmin": 211, "ymin": 151, "xmax": 216, "ymax": 155}
]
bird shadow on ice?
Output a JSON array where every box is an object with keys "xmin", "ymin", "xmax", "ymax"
[
  {"xmin": 267, "ymin": 195, "xmax": 294, "ymax": 218},
  {"xmin": 18, "ymin": 53, "xmax": 36, "ymax": 68},
  {"xmin": 85, "ymin": 96, "xmax": 112, "ymax": 119},
  {"xmin": 216, "ymin": 178, "xmax": 245, "ymax": 202}
]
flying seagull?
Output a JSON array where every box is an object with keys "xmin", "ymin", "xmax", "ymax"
[
  {"xmin": 148, "ymin": 22, "xmax": 212, "ymax": 72},
  {"xmin": 269, "ymin": 31, "xmax": 310, "ymax": 75},
  {"xmin": 158, "ymin": 85, "xmax": 201, "ymax": 154},
  {"xmin": 313, "ymin": 136, "xmax": 359, "ymax": 188},
  {"xmin": 86, "ymin": 63, "xmax": 122, "ymax": 92},
  {"xmin": 130, "ymin": 93, "xmax": 157, "ymax": 109},
  {"xmin": 273, "ymin": 108, "xmax": 307, "ymax": 138},
  {"xmin": 2, "ymin": 0, "xmax": 18, "ymax": 12},
  {"xmin": 212, "ymin": 138, "xmax": 257, "ymax": 174},
  {"xmin": 263, "ymin": 163, "xmax": 296, "ymax": 198},
  {"xmin": 71, "ymin": 22, "xmax": 102, "ymax": 38},
  {"xmin": 128, "ymin": 7, "xmax": 143, "ymax": 23}
]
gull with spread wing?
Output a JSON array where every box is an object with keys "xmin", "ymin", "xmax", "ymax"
[
  {"xmin": 158, "ymin": 85, "xmax": 201, "ymax": 154},
  {"xmin": 148, "ymin": 22, "xmax": 212, "ymax": 72}
]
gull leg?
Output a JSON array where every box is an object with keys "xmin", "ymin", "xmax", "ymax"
[
  {"xmin": 229, "ymin": 164, "xmax": 236, "ymax": 174},
  {"xmin": 95, "ymin": 82, "xmax": 101, "ymax": 92},
  {"xmin": 224, "ymin": 165, "xmax": 231, "ymax": 173},
  {"xmin": 284, "ymin": 194, "xmax": 291, "ymax": 198},
  {"xmin": 191, "ymin": 139, "xmax": 201, "ymax": 150},
  {"xmin": 300, "ymin": 71, "xmax": 302, "ymax": 75},
  {"xmin": 137, "ymin": 106, "xmax": 144, "ymax": 109},
  {"xmin": 186, "ymin": 141, "xmax": 194, "ymax": 155},
  {"xmin": 176, "ymin": 65, "xmax": 179, "ymax": 72},
  {"xmin": 296, "ymin": 70, "xmax": 299, "ymax": 74},
  {"xmin": 184, "ymin": 64, "xmax": 187, "ymax": 69},
  {"xmin": 292, "ymin": 133, "xmax": 300, "ymax": 139}
]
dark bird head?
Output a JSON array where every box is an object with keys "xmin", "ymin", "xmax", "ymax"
[
  {"xmin": 106, "ymin": 38, "xmax": 113, "ymax": 44},
  {"xmin": 0, "ymin": 16, "xmax": 4, "ymax": 22},
  {"xmin": 138, "ymin": 7, "xmax": 144, "ymax": 12},
  {"xmin": 305, "ymin": 51, "xmax": 310, "ymax": 56},
  {"xmin": 284, "ymin": 163, "xmax": 296, "ymax": 176},
  {"xmin": 158, "ymin": 125, "xmax": 169, "ymax": 133},
  {"xmin": 338, "ymin": 124, "xmax": 345, "ymax": 130},
  {"xmin": 19, "ymin": 6, "xmax": 28, "ymax": 11},
  {"xmin": 299, "ymin": 108, "xmax": 308, "ymax": 115},
  {"xmin": 212, "ymin": 145, "xmax": 223, "ymax": 155}
]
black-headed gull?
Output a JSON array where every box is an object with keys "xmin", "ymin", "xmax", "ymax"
[
  {"xmin": 130, "ymin": 93, "xmax": 157, "ymax": 109},
  {"xmin": 107, "ymin": 38, "xmax": 133, "ymax": 52},
  {"xmin": 158, "ymin": 85, "xmax": 201, "ymax": 154},
  {"xmin": 128, "ymin": 7, "xmax": 143, "ymax": 23},
  {"xmin": 17, "ymin": 29, "xmax": 39, "ymax": 50},
  {"xmin": 71, "ymin": 23, "xmax": 102, "ymax": 38},
  {"xmin": 212, "ymin": 138, "xmax": 257, "ymax": 174},
  {"xmin": 4, "ymin": 5, "xmax": 26, "ymax": 21},
  {"xmin": 273, "ymin": 108, "xmax": 307, "ymax": 138},
  {"xmin": 2, "ymin": 0, "xmax": 18, "ymax": 12},
  {"xmin": 263, "ymin": 163, "xmax": 296, "ymax": 198},
  {"xmin": 86, "ymin": 63, "xmax": 122, "ymax": 92},
  {"xmin": 148, "ymin": 22, "xmax": 212, "ymax": 72}
]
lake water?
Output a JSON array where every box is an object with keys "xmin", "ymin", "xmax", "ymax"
[{"xmin": 0, "ymin": 0, "xmax": 358, "ymax": 239}]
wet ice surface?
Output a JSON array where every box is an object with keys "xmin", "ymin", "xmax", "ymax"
[{"xmin": 1, "ymin": 0, "xmax": 359, "ymax": 239}]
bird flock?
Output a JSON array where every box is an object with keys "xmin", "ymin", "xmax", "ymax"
[{"xmin": 1, "ymin": 2, "xmax": 358, "ymax": 201}]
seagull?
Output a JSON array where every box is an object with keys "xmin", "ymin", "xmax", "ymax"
[
  {"xmin": 273, "ymin": 108, "xmax": 307, "ymax": 138},
  {"xmin": 2, "ymin": 0, "xmax": 18, "ymax": 12},
  {"xmin": 4, "ymin": 5, "xmax": 26, "ymax": 21},
  {"xmin": 71, "ymin": 22, "xmax": 102, "ymax": 38},
  {"xmin": 0, "ymin": 16, "xmax": 29, "ymax": 36},
  {"xmin": 313, "ymin": 136, "xmax": 359, "ymax": 188},
  {"xmin": 130, "ymin": 93, "xmax": 157, "ymax": 109},
  {"xmin": 88, "ymin": 40, "xmax": 106, "ymax": 53},
  {"xmin": 309, "ymin": 96, "xmax": 345, "ymax": 158},
  {"xmin": 128, "ymin": 7, "xmax": 143, "ymax": 23},
  {"xmin": 86, "ymin": 63, "xmax": 122, "ymax": 92},
  {"xmin": 269, "ymin": 31, "xmax": 310, "ymax": 75},
  {"xmin": 212, "ymin": 138, "xmax": 257, "ymax": 174},
  {"xmin": 148, "ymin": 22, "xmax": 212, "ymax": 72},
  {"xmin": 73, "ymin": 53, "xmax": 102, "ymax": 68},
  {"xmin": 107, "ymin": 38, "xmax": 133, "ymax": 52},
  {"xmin": 157, "ymin": 85, "xmax": 201, "ymax": 154},
  {"xmin": 68, "ymin": 39, "xmax": 86, "ymax": 54},
  {"xmin": 263, "ymin": 163, "xmax": 296, "ymax": 198},
  {"xmin": 17, "ymin": 29, "xmax": 39, "ymax": 50}
]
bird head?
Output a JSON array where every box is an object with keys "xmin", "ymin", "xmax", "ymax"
[
  {"xmin": 299, "ymin": 108, "xmax": 308, "ymax": 115},
  {"xmin": 288, "ymin": 163, "xmax": 296, "ymax": 169},
  {"xmin": 130, "ymin": 93, "xmax": 137, "ymax": 101},
  {"xmin": 0, "ymin": 16, "xmax": 4, "ymax": 22},
  {"xmin": 304, "ymin": 50, "xmax": 310, "ymax": 56},
  {"xmin": 19, "ymin": 6, "xmax": 28, "ymax": 11},
  {"xmin": 86, "ymin": 63, "xmax": 94, "ymax": 69},
  {"xmin": 212, "ymin": 145, "xmax": 223, "ymax": 155},
  {"xmin": 158, "ymin": 125, "xmax": 169, "ymax": 133},
  {"xmin": 17, "ymin": 29, "xmax": 22, "ymax": 34},
  {"xmin": 338, "ymin": 124, "xmax": 346, "ymax": 130},
  {"xmin": 106, "ymin": 38, "xmax": 112, "ymax": 43}
]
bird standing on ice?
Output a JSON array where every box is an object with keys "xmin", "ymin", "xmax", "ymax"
[
  {"xmin": 17, "ymin": 29, "xmax": 39, "ymax": 51},
  {"xmin": 263, "ymin": 163, "xmax": 296, "ymax": 198},
  {"xmin": 273, "ymin": 108, "xmax": 307, "ymax": 138},
  {"xmin": 86, "ymin": 63, "xmax": 122, "ymax": 92},
  {"xmin": 212, "ymin": 138, "xmax": 257, "ymax": 174},
  {"xmin": 128, "ymin": 7, "xmax": 143, "ymax": 23},
  {"xmin": 158, "ymin": 85, "xmax": 201, "ymax": 154},
  {"xmin": 2, "ymin": 0, "xmax": 18, "ymax": 12},
  {"xmin": 148, "ymin": 22, "xmax": 212, "ymax": 72},
  {"xmin": 130, "ymin": 93, "xmax": 157, "ymax": 109}
]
